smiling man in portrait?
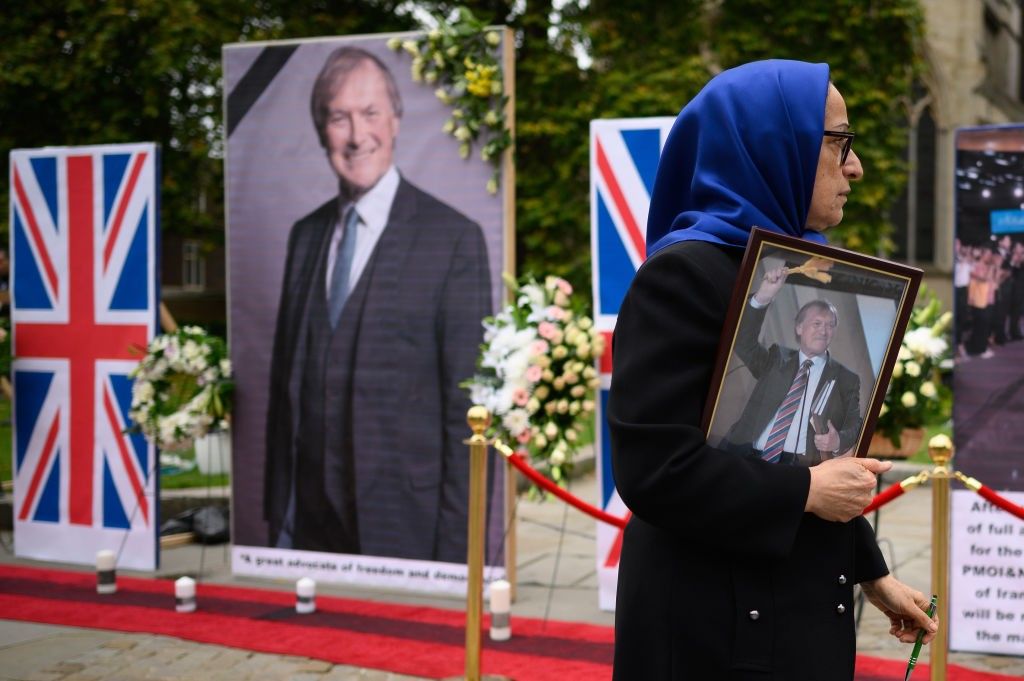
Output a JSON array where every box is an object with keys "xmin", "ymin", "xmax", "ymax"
[{"xmin": 263, "ymin": 45, "xmax": 492, "ymax": 562}]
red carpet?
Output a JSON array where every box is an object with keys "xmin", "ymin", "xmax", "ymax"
[{"xmin": 0, "ymin": 564, "xmax": 1014, "ymax": 680}]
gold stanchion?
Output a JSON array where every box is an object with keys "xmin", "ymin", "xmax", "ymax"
[
  {"xmin": 929, "ymin": 437, "xmax": 953, "ymax": 681},
  {"xmin": 464, "ymin": 406, "xmax": 491, "ymax": 681},
  {"xmin": 505, "ymin": 458, "xmax": 517, "ymax": 602}
]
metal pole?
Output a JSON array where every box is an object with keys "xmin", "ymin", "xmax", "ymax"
[
  {"xmin": 464, "ymin": 406, "xmax": 491, "ymax": 681},
  {"xmin": 929, "ymin": 439, "xmax": 952, "ymax": 681},
  {"xmin": 505, "ymin": 459, "xmax": 517, "ymax": 602}
]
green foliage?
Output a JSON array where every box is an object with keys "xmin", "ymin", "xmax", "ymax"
[
  {"xmin": 1, "ymin": 0, "xmax": 926, "ymax": 298},
  {"xmin": 704, "ymin": 0, "xmax": 926, "ymax": 255},
  {"xmin": 0, "ymin": 0, "xmax": 414, "ymax": 250}
]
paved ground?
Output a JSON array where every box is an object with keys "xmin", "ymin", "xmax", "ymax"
[{"xmin": 1, "ymin": 463, "xmax": 1023, "ymax": 680}]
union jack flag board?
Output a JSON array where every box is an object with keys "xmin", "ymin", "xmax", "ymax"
[
  {"xmin": 590, "ymin": 118, "xmax": 674, "ymax": 611},
  {"xmin": 10, "ymin": 144, "xmax": 159, "ymax": 570}
]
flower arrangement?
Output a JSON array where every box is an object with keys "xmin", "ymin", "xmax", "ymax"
[
  {"xmin": 128, "ymin": 326, "xmax": 233, "ymax": 451},
  {"xmin": 464, "ymin": 274, "xmax": 605, "ymax": 485},
  {"xmin": 387, "ymin": 6, "xmax": 511, "ymax": 194},
  {"xmin": 875, "ymin": 289, "xmax": 952, "ymax": 447}
]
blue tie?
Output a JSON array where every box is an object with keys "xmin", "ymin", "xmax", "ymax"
[{"xmin": 328, "ymin": 206, "xmax": 359, "ymax": 328}]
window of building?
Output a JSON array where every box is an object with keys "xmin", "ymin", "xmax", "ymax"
[{"xmin": 182, "ymin": 239, "xmax": 206, "ymax": 291}]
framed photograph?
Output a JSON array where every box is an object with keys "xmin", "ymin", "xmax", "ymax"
[{"xmin": 702, "ymin": 228, "xmax": 923, "ymax": 466}]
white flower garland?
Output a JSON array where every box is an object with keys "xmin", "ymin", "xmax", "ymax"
[
  {"xmin": 129, "ymin": 326, "xmax": 233, "ymax": 452},
  {"xmin": 465, "ymin": 275, "xmax": 605, "ymax": 484}
]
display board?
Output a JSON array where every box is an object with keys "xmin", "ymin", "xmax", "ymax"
[
  {"xmin": 950, "ymin": 124, "xmax": 1024, "ymax": 656},
  {"xmin": 10, "ymin": 143, "xmax": 160, "ymax": 571},
  {"xmin": 589, "ymin": 117, "xmax": 674, "ymax": 610},
  {"xmin": 224, "ymin": 31, "xmax": 512, "ymax": 594}
]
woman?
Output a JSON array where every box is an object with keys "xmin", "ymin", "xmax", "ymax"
[
  {"xmin": 966, "ymin": 247, "xmax": 997, "ymax": 358},
  {"xmin": 608, "ymin": 60, "xmax": 937, "ymax": 680}
]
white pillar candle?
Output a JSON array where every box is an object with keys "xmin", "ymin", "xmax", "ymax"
[
  {"xmin": 95, "ymin": 550, "xmax": 116, "ymax": 594},
  {"xmin": 295, "ymin": 577, "xmax": 316, "ymax": 614},
  {"xmin": 174, "ymin": 576, "xmax": 196, "ymax": 613},
  {"xmin": 489, "ymin": 579, "xmax": 511, "ymax": 641}
]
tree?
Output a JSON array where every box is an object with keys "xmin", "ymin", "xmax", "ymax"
[
  {"xmin": 1, "ymin": 1, "xmax": 926, "ymax": 302},
  {"xmin": 0, "ymin": 0, "xmax": 414, "ymax": 251}
]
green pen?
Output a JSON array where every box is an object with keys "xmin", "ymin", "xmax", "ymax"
[{"xmin": 904, "ymin": 594, "xmax": 938, "ymax": 681}]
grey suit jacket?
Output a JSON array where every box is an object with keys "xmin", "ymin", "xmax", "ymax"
[{"xmin": 264, "ymin": 177, "xmax": 492, "ymax": 562}]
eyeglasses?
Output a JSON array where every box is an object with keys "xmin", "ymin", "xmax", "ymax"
[{"xmin": 823, "ymin": 130, "xmax": 855, "ymax": 165}]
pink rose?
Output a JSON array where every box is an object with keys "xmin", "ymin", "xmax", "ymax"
[
  {"xmin": 556, "ymin": 278, "xmax": 573, "ymax": 295},
  {"xmin": 546, "ymin": 305, "xmax": 565, "ymax": 320},
  {"xmin": 526, "ymin": 365, "xmax": 543, "ymax": 382},
  {"xmin": 512, "ymin": 387, "xmax": 530, "ymax": 406},
  {"xmin": 531, "ymin": 340, "xmax": 550, "ymax": 355},
  {"xmin": 538, "ymin": 322, "xmax": 557, "ymax": 340},
  {"xmin": 517, "ymin": 429, "xmax": 533, "ymax": 444}
]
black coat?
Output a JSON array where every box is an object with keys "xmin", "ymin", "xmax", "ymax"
[
  {"xmin": 264, "ymin": 177, "xmax": 492, "ymax": 562},
  {"xmin": 608, "ymin": 241, "xmax": 887, "ymax": 680}
]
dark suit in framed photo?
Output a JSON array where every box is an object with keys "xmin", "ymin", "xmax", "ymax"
[{"xmin": 703, "ymin": 228, "xmax": 923, "ymax": 466}]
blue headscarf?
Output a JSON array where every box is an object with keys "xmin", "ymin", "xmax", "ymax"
[{"xmin": 646, "ymin": 60, "xmax": 831, "ymax": 257}]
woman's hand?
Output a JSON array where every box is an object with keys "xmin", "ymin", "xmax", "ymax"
[{"xmin": 861, "ymin": 574, "xmax": 939, "ymax": 644}]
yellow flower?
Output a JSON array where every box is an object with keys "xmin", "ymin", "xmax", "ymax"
[
  {"xmin": 442, "ymin": 119, "xmax": 455, "ymax": 134},
  {"xmin": 901, "ymin": 391, "xmax": 917, "ymax": 408},
  {"xmin": 486, "ymin": 31, "xmax": 501, "ymax": 46},
  {"xmin": 454, "ymin": 125, "xmax": 471, "ymax": 141},
  {"xmin": 386, "ymin": 37, "xmax": 402, "ymax": 51},
  {"xmin": 486, "ymin": 177, "xmax": 498, "ymax": 194},
  {"xmin": 892, "ymin": 362, "xmax": 904, "ymax": 378},
  {"xmin": 459, "ymin": 143, "xmax": 470, "ymax": 159},
  {"xmin": 402, "ymin": 40, "xmax": 419, "ymax": 56},
  {"xmin": 920, "ymin": 381, "xmax": 937, "ymax": 398},
  {"xmin": 879, "ymin": 403, "xmax": 889, "ymax": 416},
  {"xmin": 484, "ymin": 109, "xmax": 500, "ymax": 126},
  {"xmin": 434, "ymin": 88, "xmax": 451, "ymax": 104}
]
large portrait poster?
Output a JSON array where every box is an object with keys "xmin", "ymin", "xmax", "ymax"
[
  {"xmin": 224, "ymin": 33, "xmax": 510, "ymax": 594},
  {"xmin": 950, "ymin": 124, "xmax": 1024, "ymax": 655}
]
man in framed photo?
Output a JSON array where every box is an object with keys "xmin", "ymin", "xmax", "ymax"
[
  {"xmin": 722, "ymin": 266, "xmax": 861, "ymax": 466},
  {"xmin": 263, "ymin": 45, "xmax": 492, "ymax": 561}
]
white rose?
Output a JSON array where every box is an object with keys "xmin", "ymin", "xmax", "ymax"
[
  {"xmin": 919, "ymin": 381, "xmax": 937, "ymax": 398},
  {"xmin": 905, "ymin": 361, "xmax": 921, "ymax": 378},
  {"xmin": 901, "ymin": 391, "xmax": 917, "ymax": 408}
]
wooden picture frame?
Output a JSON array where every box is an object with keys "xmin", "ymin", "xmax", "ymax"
[{"xmin": 701, "ymin": 228, "xmax": 923, "ymax": 465}]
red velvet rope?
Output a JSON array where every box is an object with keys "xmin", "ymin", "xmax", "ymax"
[
  {"xmin": 505, "ymin": 451, "xmax": 627, "ymax": 528},
  {"xmin": 975, "ymin": 484, "xmax": 1024, "ymax": 522},
  {"xmin": 862, "ymin": 481, "xmax": 906, "ymax": 515}
]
